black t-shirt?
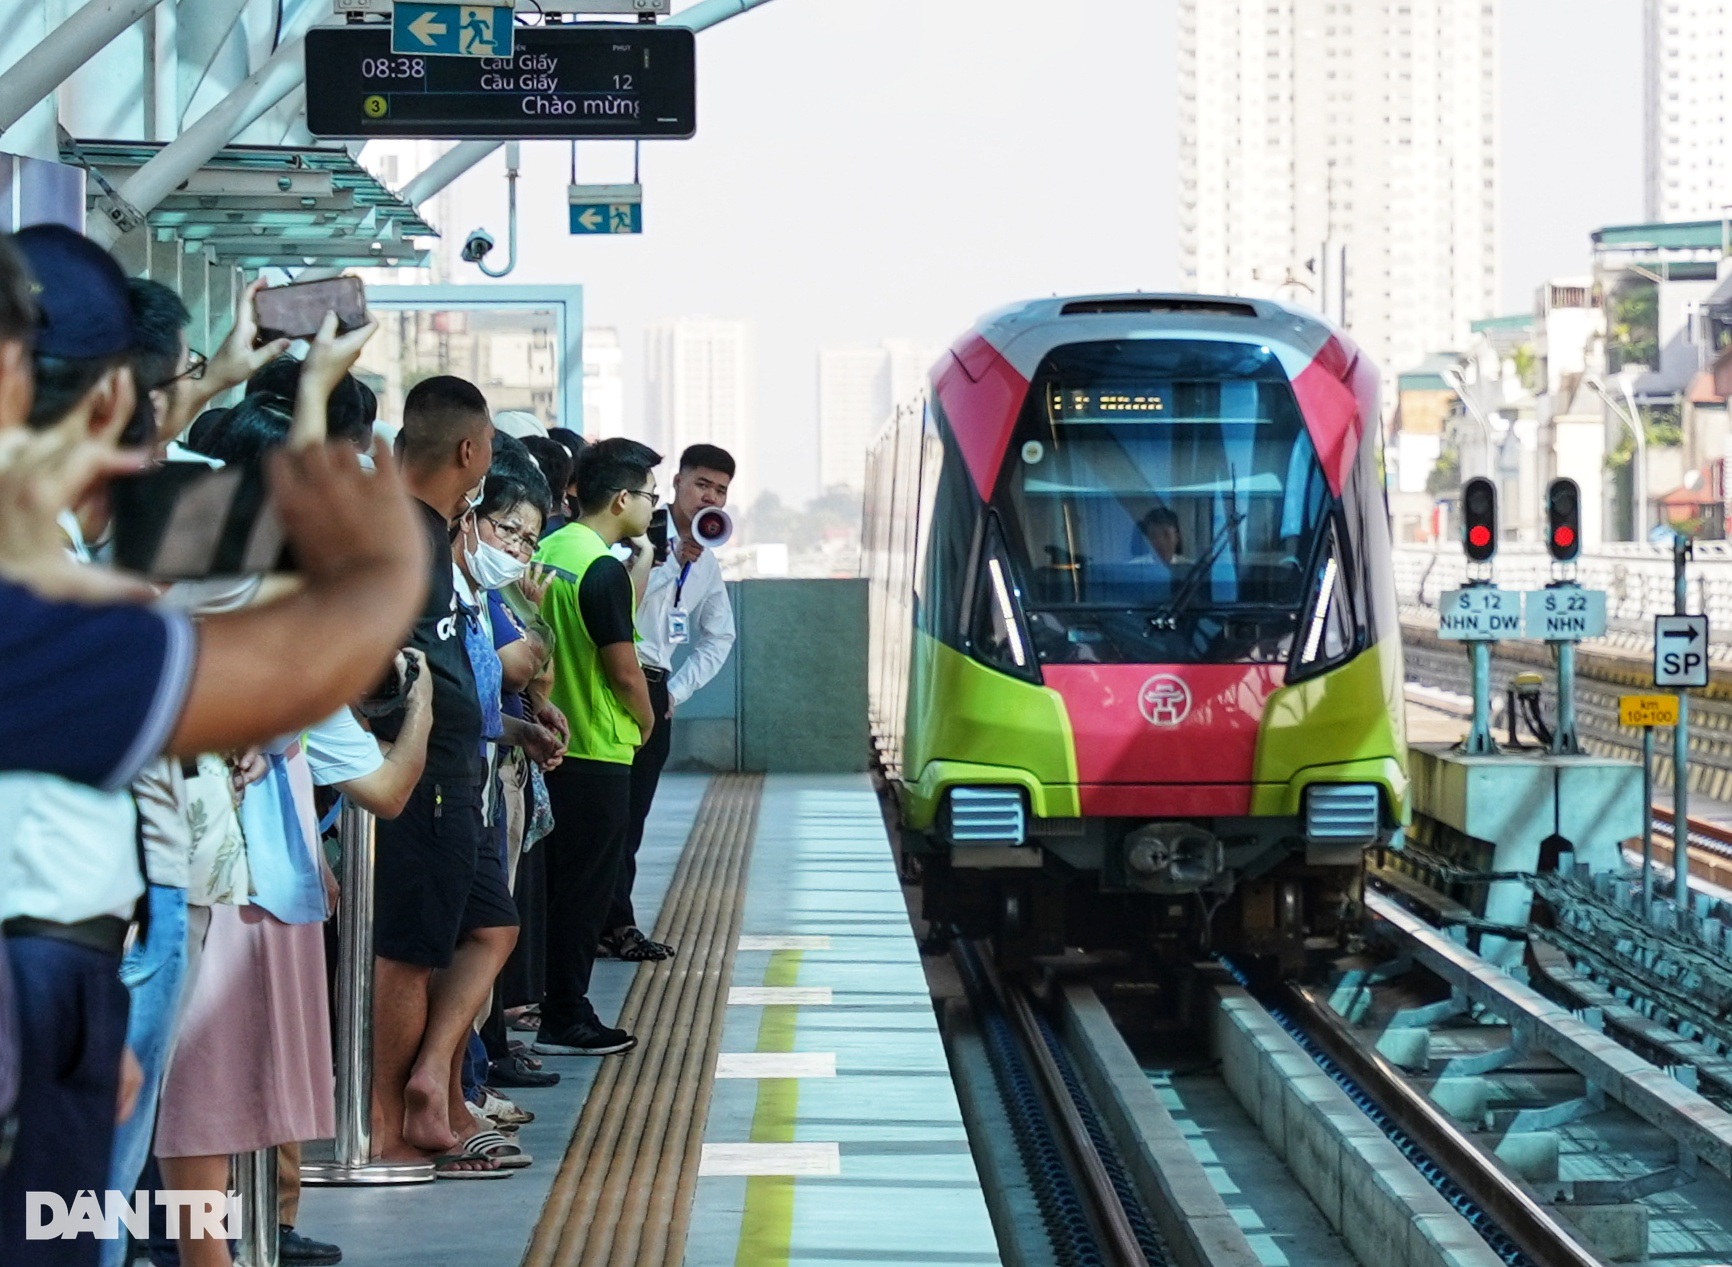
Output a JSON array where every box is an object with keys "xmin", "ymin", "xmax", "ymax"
[
  {"xmin": 377, "ymin": 498, "xmax": 485, "ymax": 785},
  {"xmin": 578, "ymin": 556, "xmax": 635, "ymax": 648}
]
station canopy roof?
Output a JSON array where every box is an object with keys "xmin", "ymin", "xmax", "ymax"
[{"xmin": 61, "ymin": 141, "xmax": 436, "ymax": 270}]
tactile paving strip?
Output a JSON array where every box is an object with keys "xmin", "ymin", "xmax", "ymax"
[{"xmin": 523, "ymin": 773, "xmax": 764, "ymax": 1267}]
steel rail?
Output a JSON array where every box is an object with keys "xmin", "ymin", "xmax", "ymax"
[
  {"xmin": 1280, "ymin": 982, "xmax": 1602, "ymax": 1267},
  {"xmin": 974, "ymin": 947, "xmax": 1153, "ymax": 1267}
]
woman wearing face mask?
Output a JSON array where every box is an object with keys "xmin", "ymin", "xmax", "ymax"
[{"xmin": 450, "ymin": 457, "xmax": 571, "ymax": 1120}]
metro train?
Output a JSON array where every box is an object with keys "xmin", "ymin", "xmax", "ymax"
[{"xmin": 864, "ymin": 294, "xmax": 1408, "ymax": 970}]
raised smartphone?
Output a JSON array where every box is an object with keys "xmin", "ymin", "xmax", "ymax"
[
  {"xmin": 254, "ymin": 276, "xmax": 368, "ymax": 343},
  {"xmin": 109, "ymin": 461, "xmax": 287, "ymax": 579}
]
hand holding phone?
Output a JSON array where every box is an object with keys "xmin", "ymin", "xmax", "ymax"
[
  {"xmin": 0, "ymin": 427, "xmax": 155, "ymax": 601},
  {"xmin": 254, "ymin": 277, "xmax": 368, "ymax": 344},
  {"xmin": 290, "ymin": 311, "xmax": 380, "ymax": 449}
]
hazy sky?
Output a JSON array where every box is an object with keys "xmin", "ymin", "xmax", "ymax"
[{"xmin": 430, "ymin": 0, "xmax": 1647, "ymax": 505}]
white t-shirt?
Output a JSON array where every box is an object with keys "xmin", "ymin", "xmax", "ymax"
[
  {"xmin": 0, "ymin": 521, "xmax": 147, "ymax": 923},
  {"xmin": 304, "ymin": 707, "xmax": 386, "ymax": 789},
  {"xmin": 0, "ymin": 773, "xmax": 143, "ymax": 924}
]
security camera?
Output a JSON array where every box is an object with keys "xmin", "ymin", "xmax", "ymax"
[{"xmin": 461, "ymin": 229, "xmax": 495, "ymax": 264}]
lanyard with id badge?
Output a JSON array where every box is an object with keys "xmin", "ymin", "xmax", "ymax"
[{"xmin": 667, "ymin": 559, "xmax": 693, "ymax": 645}]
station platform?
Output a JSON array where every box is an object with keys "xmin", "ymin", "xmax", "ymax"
[{"xmin": 298, "ymin": 773, "xmax": 1000, "ymax": 1267}]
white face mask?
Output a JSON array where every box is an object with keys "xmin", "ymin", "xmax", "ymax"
[{"xmin": 465, "ymin": 537, "xmax": 527, "ymax": 591}]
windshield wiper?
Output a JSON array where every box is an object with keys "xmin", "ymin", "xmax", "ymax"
[{"xmin": 1150, "ymin": 510, "xmax": 1247, "ymax": 625}]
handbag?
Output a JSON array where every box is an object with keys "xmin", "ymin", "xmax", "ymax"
[{"xmin": 182, "ymin": 755, "xmax": 251, "ymax": 907}]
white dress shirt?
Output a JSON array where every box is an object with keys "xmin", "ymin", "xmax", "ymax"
[{"xmin": 636, "ymin": 530, "xmax": 736, "ymax": 707}]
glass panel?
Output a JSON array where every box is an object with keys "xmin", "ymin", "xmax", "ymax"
[
  {"xmin": 356, "ymin": 306, "xmax": 563, "ymax": 431},
  {"xmin": 997, "ymin": 339, "xmax": 1334, "ymax": 666}
]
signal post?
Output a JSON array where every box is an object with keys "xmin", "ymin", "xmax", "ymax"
[{"xmin": 1414, "ymin": 477, "xmax": 1644, "ymax": 965}]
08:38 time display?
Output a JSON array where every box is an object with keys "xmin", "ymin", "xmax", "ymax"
[{"xmin": 361, "ymin": 57, "xmax": 426, "ymax": 80}]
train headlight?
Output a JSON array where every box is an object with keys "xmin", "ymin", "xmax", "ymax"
[{"xmin": 969, "ymin": 516, "xmax": 1041, "ymax": 683}]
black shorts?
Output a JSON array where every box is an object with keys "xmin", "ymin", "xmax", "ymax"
[{"xmin": 374, "ymin": 779, "xmax": 518, "ymax": 969}]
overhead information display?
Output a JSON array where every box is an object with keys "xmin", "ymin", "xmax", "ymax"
[{"xmin": 305, "ymin": 26, "xmax": 696, "ymax": 140}]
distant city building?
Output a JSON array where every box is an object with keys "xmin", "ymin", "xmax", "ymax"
[
  {"xmin": 817, "ymin": 347, "xmax": 889, "ymax": 494},
  {"xmin": 817, "ymin": 339, "xmax": 942, "ymax": 494},
  {"xmin": 1644, "ymin": 0, "xmax": 1732, "ymax": 222},
  {"xmin": 644, "ymin": 317, "xmax": 756, "ymax": 505},
  {"xmin": 1178, "ymin": 0, "xmax": 1500, "ymax": 391},
  {"xmin": 583, "ymin": 327, "xmax": 626, "ymax": 439}
]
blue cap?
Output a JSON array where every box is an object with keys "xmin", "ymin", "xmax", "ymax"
[{"xmin": 12, "ymin": 224, "xmax": 135, "ymax": 359}]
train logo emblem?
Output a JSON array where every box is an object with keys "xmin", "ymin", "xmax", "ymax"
[{"xmin": 1138, "ymin": 675, "xmax": 1191, "ymax": 727}]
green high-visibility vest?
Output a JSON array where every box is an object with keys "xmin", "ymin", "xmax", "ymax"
[{"xmin": 533, "ymin": 522, "xmax": 641, "ymax": 764}]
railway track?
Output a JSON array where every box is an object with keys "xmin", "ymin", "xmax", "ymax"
[{"xmin": 940, "ymin": 934, "xmax": 1671, "ymax": 1266}]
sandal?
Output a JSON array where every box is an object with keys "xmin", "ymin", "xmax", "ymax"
[
  {"xmin": 459, "ymin": 1127, "xmax": 533, "ymax": 1170},
  {"xmin": 602, "ymin": 927, "xmax": 677, "ymax": 962},
  {"xmin": 479, "ymin": 1090, "xmax": 534, "ymax": 1126},
  {"xmin": 432, "ymin": 1137, "xmax": 513, "ymax": 1179}
]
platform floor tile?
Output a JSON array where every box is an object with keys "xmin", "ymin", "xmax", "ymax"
[{"xmin": 685, "ymin": 774, "xmax": 1003, "ymax": 1267}]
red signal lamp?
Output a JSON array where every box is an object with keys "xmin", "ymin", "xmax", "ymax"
[
  {"xmin": 1468, "ymin": 525, "xmax": 1492, "ymax": 548},
  {"xmin": 1552, "ymin": 526, "xmax": 1576, "ymax": 550}
]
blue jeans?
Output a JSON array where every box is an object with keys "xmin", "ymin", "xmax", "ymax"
[
  {"xmin": 0, "ymin": 933, "xmax": 129, "ymax": 1267},
  {"xmin": 99, "ymin": 886, "xmax": 189, "ymax": 1267}
]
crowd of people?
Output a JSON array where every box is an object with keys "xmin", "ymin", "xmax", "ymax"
[{"xmin": 0, "ymin": 222, "xmax": 740, "ymax": 1267}]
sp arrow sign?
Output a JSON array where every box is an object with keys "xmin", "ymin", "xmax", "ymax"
[{"xmin": 1654, "ymin": 614, "xmax": 1710, "ymax": 688}]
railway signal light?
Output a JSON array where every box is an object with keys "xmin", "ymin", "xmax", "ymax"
[
  {"xmin": 1546, "ymin": 478, "xmax": 1581, "ymax": 562},
  {"xmin": 1461, "ymin": 476, "xmax": 1497, "ymax": 563}
]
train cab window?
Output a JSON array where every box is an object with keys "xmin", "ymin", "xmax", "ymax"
[{"xmin": 994, "ymin": 339, "xmax": 1338, "ymax": 668}]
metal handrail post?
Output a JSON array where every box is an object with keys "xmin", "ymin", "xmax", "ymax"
[
  {"xmin": 232, "ymin": 1148, "xmax": 278, "ymax": 1267},
  {"xmin": 300, "ymin": 804, "xmax": 432, "ymax": 1186}
]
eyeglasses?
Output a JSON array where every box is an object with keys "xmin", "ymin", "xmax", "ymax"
[
  {"xmin": 156, "ymin": 349, "xmax": 208, "ymax": 390},
  {"xmin": 482, "ymin": 516, "xmax": 540, "ymax": 553},
  {"xmin": 618, "ymin": 487, "xmax": 660, "ymax": 507}
]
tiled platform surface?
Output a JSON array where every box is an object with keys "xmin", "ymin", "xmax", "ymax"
[
  {"xmin": 685, "ymin": 774, "xmax": 1002, "ymax": 1267},
  {"xmin": 298, "ymin": 773, "xmax": 1001, "ymax": 1267}
]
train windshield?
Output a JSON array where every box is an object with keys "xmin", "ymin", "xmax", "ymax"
[{"xmin": 997, "ymin": 339, "xmax": 1333, "ymax": 665}]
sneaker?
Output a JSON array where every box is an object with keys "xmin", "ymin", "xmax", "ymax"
[
  {"xmin": 532, "ymin": 1018, "xmax": 637, "ymax": 1056},
  {"xmin": 280, "ymin": 1227, "xmax": 343, "ymax": 1266}
]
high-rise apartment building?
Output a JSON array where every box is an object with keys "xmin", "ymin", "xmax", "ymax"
[
  {"xmin": 1645, "ymin": 0, "xmax": 1732, "ymax": 222},
  {"xmin": 817, "ymin": 340, "xmax": 943, "ymax": 494},
  {"xmin": 644, "ymin": 317, "xmax": 756, "ymax": 505},
  {"xmin": 583, "ymin": 327, "xmax": 626, "ymax": 440},
  {"xmin": 1178, "ymin": 0, "xmax": 1500, "ymax": 384},
  {"xmin": 818, "ymin": 347, "xmax": 890, "ymax": 494}
]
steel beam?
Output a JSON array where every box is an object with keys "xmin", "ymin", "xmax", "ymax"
[
  {"xmin": 398, "ymin": 139, "xmax": 500, "ymax": 207},
  {"xmin": 90, "ymin": 34, "xmax": 309, "ymax": 247},
  {"xmin": 668, "ymin": 0, "xmax": 779, "ymax": 31},
  {"xmin": 0, "ymin": 0, "xmax": 165, "ymax": 135}
]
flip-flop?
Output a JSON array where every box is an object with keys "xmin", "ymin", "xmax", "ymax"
[
  {"xmin": 432, "ymin": 1145, "xmax": 512, "ymax": 1179},
  {"xmin": 461, "ymin": 1128, "xmax": 533, "ymax": 1169}
]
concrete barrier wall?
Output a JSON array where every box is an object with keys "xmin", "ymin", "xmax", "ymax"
[
  {"xmin": 666, "ymin": 578, "xmax": 869, "ymax": 775},
  {"xmin": 1211, "ymin": 984, "xmax": 1504, "ymax": 1267}
]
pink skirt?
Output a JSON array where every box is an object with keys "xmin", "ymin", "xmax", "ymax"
[{"xmin": 155, "ymin": 904, "xmax": 334, "ymax": 1158}]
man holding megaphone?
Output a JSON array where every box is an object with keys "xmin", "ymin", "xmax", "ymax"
[{"xmin": 600, "ymin": 444, "xmax": 738, "ymax": 962}]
